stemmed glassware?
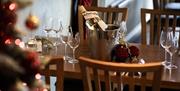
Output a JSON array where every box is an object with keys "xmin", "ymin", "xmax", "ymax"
[
  {"xmin": 166, "ymin": 31, "xmax": 179, "ymax": 69},
  {"xmin": 67, "ymin": 31, "xmax": 80, "ymax": 64},
  {"xmin": 52, "ymin": 19, "xmax": 62, "ymax": 55},
  {"xmin": 44, "ymin": 17, "xmax": 53, "ymax": 38},
  {"xmin": 60, "ymin": 26, "xmax": 72, "ymax": 61},
  {"xmin": 160, "ymin": 30, "xmax": 171, "ymax": 68}
]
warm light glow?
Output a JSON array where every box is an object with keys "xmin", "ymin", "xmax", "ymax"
[
  {"xmin": 5, "ymin": 39, "xmax": 12, "ymax": 45},
  {"xmin": 9, "ymin": 3, "xmax": 16, "ymax": 11},
  {"xmin": 43, "ymin": 89, "xmax": 48, "ymax": 91},
  {"xmin": 35, "ymin": 73, "xmax": 42, "ymax": 80},
  {"xmin": 31, "ymin": 15, "xmax": 39, "ymax": 24},
  {"xmin": 22, "ymin": 82, "xmax": 27, "ymax": 86},
  {"xmin": 19, "ymin": 42, "xmax": 25, "ymax": 48},
  {"xmin": 15, "ymin": 39, "xmax": 21, "ymax": 45}
]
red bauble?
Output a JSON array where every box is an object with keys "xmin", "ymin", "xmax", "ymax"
[
  {"xmin": 116, "ymin": 44, "xmax": 129, "ymax": 58},
  {"xmin": 111, "ymin": 44, "xmax": 129, "ymax": 63},
  {"xmin": 25, "ymin": 14, "xmax": 39, "ymax": 31},
  {"xmin": 129, "ymin": 46, "xmax": 140, "ymax": 57}
]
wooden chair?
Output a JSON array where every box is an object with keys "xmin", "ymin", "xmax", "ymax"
[
  {"xmin": 153, "ymin": 0, "xmax": 180, "ymax": 10},
  {"xmin": 78, "ymin": 6, "xmax": 128, "ymax": 43},
  {"xmin": 141, "ymin": 8, "xmax": 180, "ymax": 45},
  {"xmin": 40, "ymin": 57, "xmax": 64, "ymax": 91},
  {"xmin": 153, "ymin": 0, "xmax": 169, "ymax": 9},
  {"xmin": 79, "ymin": 56, "xmax": 163, "ymax": 91}
]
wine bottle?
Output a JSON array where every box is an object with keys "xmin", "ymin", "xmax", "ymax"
[{"xmin": 79, "ymin": 5, "xmax": 108, "ymax": 31}]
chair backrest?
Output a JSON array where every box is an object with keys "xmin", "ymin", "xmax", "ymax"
[
  {"xmin": 141, "ymin": 8, "xmax": 180, "ymax": 45},
  {"xmin": 153, "ymin": 0, "xmax": 180, "ymax": 9},
  {"xmin": 40, "ymin": 57, "xmax": 64, "ymax": 91},
  {"xmin": 153, "ymin": 0, "xmax": 169, "ymax": 9},
  {"xmin": 79, "ymin": 56, "xmax": 163, "ymax": 91},
  {"xmin": 78, "ymin": 6, "xmax": 128, "ymax": 43}
]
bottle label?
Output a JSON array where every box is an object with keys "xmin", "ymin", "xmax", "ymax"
[
  {"xmin": 97, "ymin": 20, "xmax": 108, "ymax": 31},
  {"xmin": 83, "ymin": 11, "xmax": 99, "ymax": 20}
]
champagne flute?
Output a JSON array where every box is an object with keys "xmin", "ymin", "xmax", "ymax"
[
  {"xmin": 60, "ymin": 26, "xmax": 72, "ymax": 61},
  {"xmin": 67, "ymin": 32, "xmax": 80, "ymax": 64},
  {"xmin": 160, "ymin": 30, "xmax": 171, "ymax": 68},
  {"xmin": 166, "ymin": 31, "xmax": 179, "ymax": 69}
]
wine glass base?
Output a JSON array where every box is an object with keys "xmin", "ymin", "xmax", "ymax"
[
  {"xmin": 162, "ymin": 61, "xmax": 171, "ymax": 68},
  {"xmin": 167, "ymin": 65, "xmax": 178, "ymax": 70},
  {"xmin": 64, "ymin": 56, "xmax": 72, "ymax": 61},
  {"xmin": 68, "ymin": 59, "xmax": 79, "ymax": 64}
]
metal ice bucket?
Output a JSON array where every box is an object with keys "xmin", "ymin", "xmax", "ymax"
[{"xmin": 86, "ymin": 24, "xmax": 120, "ymax": 60}]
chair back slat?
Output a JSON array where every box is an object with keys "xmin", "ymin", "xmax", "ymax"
[
  {"xmin": 107, "ymin": 12, "xmax": 113, "ymax": 24},
  {"xmin": 116, "ymin": 72, "xmax": 122, "ymax": 91},
  {"xmin": 141, "ymin": 10, "xmax": 147, "ymax": 45},
  {"xmin": 157, "ymin": 14, "xmax": 161, "ymax": 45},
  {"xmin": 127, "ymin": 76, "xmax": 134, "ymax": 91},
  {"xmin": 79, "ymin": 56, "xmax": 163, "ymax": 91},
  {"xmin": 140, "ymin": 73, "xmax": 146, "ymax": 91},
  {"xmin": 165, "ymin": 14, "xmax": 169, "ymax": 31},
  {"xmin": 104, "ymin": 70, "xmax": 111, "ymax": 91},
  {"xmin": 93, "ymin": 68, "xmax": 101, "ymax": 91},
  {"xmin": 150, "ymin": 13, "xmax": 155, "ymax": 45},
  {"xmin": 173, "ymin": 15, "xmax": 177, "ymax": 31}
]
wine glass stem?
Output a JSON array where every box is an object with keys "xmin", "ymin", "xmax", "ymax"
[
  {"xmin": 55, "ymin": 46, "xmax": 58, "ymax": 55},
  {"xmin": 65, "ymin": 44, "xmax": 67, "ymax": 57},
  {"xmin": 169, "ymin": 53, "xmax": 173, "ymax": 67},
  {"xmin": 165, "ymin": 50, "xmax": 167, "ymax": 62},
  {"xmin": 72, "ymin": 48, "xmax": 76, "ymax": 60}
]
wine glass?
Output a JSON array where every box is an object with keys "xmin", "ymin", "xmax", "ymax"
[
  {"xmin": 44, "ymin": 17, "xmax": 53, "ymax": 38},
  {"xmin": 166, "ymin": 31, "xmax": 179, "ymax": 69},
  {"xmin": 67, "ymin": 32, "xmax": 80, "ymax": 64},
  {"xmin": 52, "ymin": 19, "xmax": 62, "ymax": 55},
  {"xmin": 160, "ymin": 30, "xmax": 171, "ymax": 68},
  {"xmin": 60, "ymin": 26, "xmax": 72, "ymax": 61}
]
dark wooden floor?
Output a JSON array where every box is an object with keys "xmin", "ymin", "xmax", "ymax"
[{"xmin": 64, "ymin": 78, "xmax": 84, "ymax": 91}]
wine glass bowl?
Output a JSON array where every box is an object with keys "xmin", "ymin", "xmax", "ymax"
[
  {"xmin": 166, "ymin": 31, "xmax": 179, "ymax": 69},
  {"xmin": 44, "ymin": 17, "xmax": 53, "ymax": 38}
]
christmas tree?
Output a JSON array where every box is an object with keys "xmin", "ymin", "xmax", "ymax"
[{"xmin": 0, "ymin": 0, "xmax": 47, "ymax": 91}]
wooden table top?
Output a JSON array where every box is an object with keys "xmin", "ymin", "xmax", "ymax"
[{"xmin": 46, "ymin": 41, "xmax": 180, "ymax": 90}]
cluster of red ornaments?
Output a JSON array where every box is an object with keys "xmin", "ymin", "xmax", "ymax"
[{"xmin": 111, "ymin": 44, "xmax": 140, "ymax": 63}]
